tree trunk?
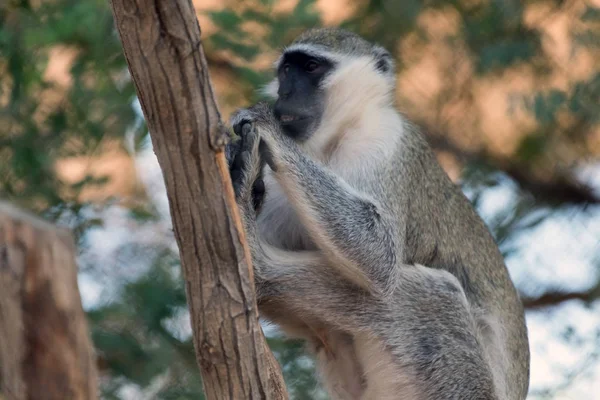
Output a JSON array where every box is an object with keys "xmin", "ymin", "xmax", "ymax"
[
  {"xmin": 0, "ymin": 202, "xmax": 98, "ymax": 400},
  {"xmin": 109, "ymin": 1, "xmax": 288, "ymax": 399}
]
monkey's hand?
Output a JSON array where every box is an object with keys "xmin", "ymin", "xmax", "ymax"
[
  {"xmin": 229, "ymin": 102, "xmax": 296, "ymax": 174},
  {"xmin": 228, "ymin": 113, "xmax": 267, "ymax": 215},
  {"xmin": 229, "ymin": 108, "xmax": 280, "ymax": 297}
]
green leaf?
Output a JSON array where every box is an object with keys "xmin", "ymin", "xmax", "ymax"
[
  {"xmin": 515, "ymin": 131, "xmax": 548, "ymax": 162},
  {"xmin": 531, "ymin": 89, "xmax": 566, "ymax": 125},
  {"xmin": 208, "ymin": 10, "xmax": 243, "ymax": 34},
  {"xmin": 581, "ymin": 5, "xmax": 600, "ymax": 22},
  {"xmin": 477, "ymin": 40, "xmax": 536, "ymax": 73},
  {"xmin": 209, "ymin": 33, "xmax": 260, "ymax": 61}
]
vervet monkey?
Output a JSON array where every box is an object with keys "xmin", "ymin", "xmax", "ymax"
[{"xmin": 226, "ymin": 28, "xmax": 530, "ymax": 400}]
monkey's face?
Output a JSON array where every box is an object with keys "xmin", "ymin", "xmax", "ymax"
[{"xmin": 274, "ymin": 51, "xmax": 334, "ymax": 142}]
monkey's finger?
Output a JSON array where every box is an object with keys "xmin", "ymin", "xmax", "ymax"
[
  {"xmin": 242, "ymin": 122, "xmax": 252, "ymax": 136},
  {"xmin": 240, "ymin": 150, "xmax": 251, "ymax": 167},
  {"xmin": 239, "ymin": 123, "xmax": 257, "ymax": 152},
  {"xmin": 230, "ymin": 151, "xmax": 244, "ymax": 174},
  {"xmin": 232, "ymin": 181, "xmax": 243, "ymax": 199},
  {"xmin": 230, "ymin": 165, "xmax": 242, "ymax": 184},
  {"xmin": 259, "ymin": 139, "xmax": 277, "ymax": 172},
  {"xmin": 233, "ymin": 119, "xmax": 246, "ymax": 137},
  {"xmin": 225, "ymin": 150, "xmax": 236, "ymax": 167}
]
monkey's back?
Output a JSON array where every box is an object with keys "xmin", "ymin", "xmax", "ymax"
[{"xmin": 392, "ymin": 131, "xmax": 530, "ymax": 399}]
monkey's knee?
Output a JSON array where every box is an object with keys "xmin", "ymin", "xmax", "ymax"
[
  {"xmin": 391, "ymin": 265, "xmax": 499, "ymax": 400},
  {"xmin": 396, "ymin": 264, "xmax": 469, "ymax": 307}
]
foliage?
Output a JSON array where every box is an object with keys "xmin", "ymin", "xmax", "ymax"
[
  {"xmin": 1, "ymin": 0, "xmax": 599, "ymax": 398},
  {"xmin": 0, "ymin": 0, "xmax": 144, "ymax": 222}
]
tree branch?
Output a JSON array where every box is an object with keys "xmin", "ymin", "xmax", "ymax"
[
  {"xmin": 522, "ymin": 285, "xmax": 600, "ymax": 310},
  {"xmin": 109, "ymin": 1, "xmax": 287, "ymax": 399},
  {"xmin": 425, "ymin": 129, "xmax": 600, "ymax": 206}
]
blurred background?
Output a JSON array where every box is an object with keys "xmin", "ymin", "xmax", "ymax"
[{"xmin": 1, "ymin": 0, "xmax": 599, "ymax": 398}]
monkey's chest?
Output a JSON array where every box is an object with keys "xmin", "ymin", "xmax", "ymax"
[{"xmin": 259, "ymin": 177, "xmax": 316, "ymax": 250}]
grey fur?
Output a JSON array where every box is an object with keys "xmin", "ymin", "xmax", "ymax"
[{"xmin": 228, "ymin": 29, "xmax": 529, "ymax": 400}]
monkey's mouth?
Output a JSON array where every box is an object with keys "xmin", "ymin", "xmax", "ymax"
[
  {"xmin": 278, "ymin": 113, "xmax": 312, "ymax": 141},
  {"xmin": 279, "ymin": 114, "xmax": 303, "ymax": 123}
]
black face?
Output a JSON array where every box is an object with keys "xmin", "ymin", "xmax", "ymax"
[{"xmin": 275, "ymin": 51, "xmax": 334, "ymax": 141}]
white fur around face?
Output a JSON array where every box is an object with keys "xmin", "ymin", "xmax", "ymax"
[
  {"xmin": 304, "ymin": 55, "xmax": 403, "ymax": 170},
  {"xmin": 261, "ymin": 54, "xmax": 406, "ymax": 182},
  {"xmin": 262, "ymin": 51, "xmax": 406, "ymax": 180},
  {"xmin": 260, "ymin": 78, "xmax": 279, "ymax": 99}
]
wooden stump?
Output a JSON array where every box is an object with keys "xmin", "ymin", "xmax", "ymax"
[{"xmin": 0, "ymin": 202, "xmax": 97, "ymax": 400}]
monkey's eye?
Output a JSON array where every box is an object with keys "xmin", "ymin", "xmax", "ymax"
[
  {"xmin": 304, "ymin": 59, "xmax": 320, "ymax": 73},
  {"xmin": 282, "ymin": 63, "xmax": 290, "ymax": 75}
]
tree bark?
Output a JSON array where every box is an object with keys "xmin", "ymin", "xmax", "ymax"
[
  {"xmin": 109, "ymin": 1, "xmax": 287, "ymax": 399},
  {"xmin": 0, "ymin": 202, "xmax": 98, "ymax": 400}
]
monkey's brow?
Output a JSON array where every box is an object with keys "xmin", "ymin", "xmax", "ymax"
[
  {"xmin": 281, "ymin": 51, "xmax": 329, "ymax": 65},
  {"xmin": 274, "ymin": 44, "xmax": 341, "ymax": 68}
]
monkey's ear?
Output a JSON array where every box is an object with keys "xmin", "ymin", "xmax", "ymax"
[{"xmin": 373, "ymin": 46, "xmax": 394, "ymax": 75}]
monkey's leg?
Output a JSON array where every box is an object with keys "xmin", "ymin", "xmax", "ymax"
[
  {"xmin": 371, "ymin": 264, "xmax": 499, "ymax": 400},
  {"xmin": 252, "ymin": 245, "xmax": 380, "ymax": 331},
  {"xmin": 253, "ymin": 251, "xmax": 499, "ymax": 400},
  {"xmin": 249, "ymin": 244, "xmax": 499, "ymax": 400}
]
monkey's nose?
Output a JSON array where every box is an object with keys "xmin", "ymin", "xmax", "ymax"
[
  {"xmin": 277, "ymin": 83, "xmax": 293, "ymax": 99},
  {"xmin": 273, "ymin": 103, "xmax": 285, "ymax": 121}
]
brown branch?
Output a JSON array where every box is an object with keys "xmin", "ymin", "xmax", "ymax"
[
  {"xmin": 500, "ymin": 163, "xmax": 599, "ymax": 206},
  {"xmin": 108, "ymin": 1, "xmax": 287, "ymax": 399},
  {"xmin": 521, "ymin": 284, "xmax": 600, "ymax": 310},
  {"xmin": 425, "ymin": 129, "xmax": 600, "ymax": 206},
  {"xmin": 522, "ymin": 290, "xmax": 599, "ymax": 310},
  {"xmin": 0, "ymin": 202, "xmax": 98, "ymax": 400}
]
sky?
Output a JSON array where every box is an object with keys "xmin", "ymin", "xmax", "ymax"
[{"xmin": 474, "ymin": 174, "xmax": 600, "ymax": 399}]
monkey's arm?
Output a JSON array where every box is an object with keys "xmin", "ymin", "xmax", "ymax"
[
  {"xmin": 232, "ymin": 104, "xmax": 398, "ymax": 292},
  {"xmin": 251, "ymin": 244, "xmax": 377, "ymax": 331},
  {"xmin": 257, "ymin": 133, "xmax": 397, "ymax": 293},
  {"xmin": 282, "ymin": 159, "xmax": 393, "ymax": 286}
]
